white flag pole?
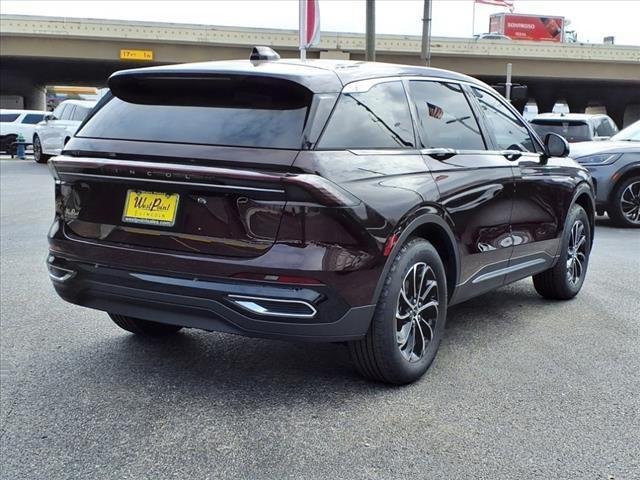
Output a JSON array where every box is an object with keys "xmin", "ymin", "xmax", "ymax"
[{"xmin": 299, "ymin": 0, "xmax": 307, "ymax": 60}]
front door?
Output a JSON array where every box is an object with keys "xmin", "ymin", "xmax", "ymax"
[
  {"xmin": 468, "ymin": 86, "xmax": 559, "ymax": 284},
  {"xmin": 406, "ymin": 80, "xmax": 515, "ymax": 303}
]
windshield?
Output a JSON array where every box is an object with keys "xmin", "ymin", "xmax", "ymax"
[
  {"xmin": 611, "ymin": 121, "xmax": 640, "ymax": 141},
  {"xmin": 530, "ymin": 120, "xmax": 592, "ymax": 143}
]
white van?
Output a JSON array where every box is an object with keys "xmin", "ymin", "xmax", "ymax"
[{"xmin": 33, "ymin": 100, "xmax": 96, "ymax": 163}]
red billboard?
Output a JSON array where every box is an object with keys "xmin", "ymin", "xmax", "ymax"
[{"xmin": 489, "ymin": 13, "xmax": 564, "ymax": 42}]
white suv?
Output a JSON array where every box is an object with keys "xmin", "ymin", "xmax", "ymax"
[
  {"xmin": 33, "ymin": 100, "xmax": 96, "ymax": 163},
  {"xmin": 0, "ymin": 109, "xmax": 48, "ymax": 154}
]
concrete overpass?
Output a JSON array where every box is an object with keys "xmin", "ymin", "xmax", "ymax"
[{"xmin": 2, "ymin": 14, "xmax": 639, "ymax": 125}]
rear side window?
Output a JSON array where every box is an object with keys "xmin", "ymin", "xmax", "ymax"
[
  {"xmin": 0, "ymin": 114, "xmax": 20, "ymax": 122},
  {"xmin": 317, "ymin": 81, "xmax": 415, "ymax": 149},
  {"xmin": 595, "ymin": 117, "xmax": 616, "ymax": 137},
  {"xmin": 78, "ymin": 77, "xmax": 313, "ymax": 150},
  {"xmin": 409, "ymin": 81, "xmax": 485, "ymax": 150},
  {"xmin": 472, "ymin": 87, "xmax": 536, "ymax": 152},
  {"xmin": 22, "ymin": 114, "xmax": 45, "ymax": 124}
]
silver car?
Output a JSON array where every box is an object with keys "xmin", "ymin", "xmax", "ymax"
[{"xmin": 570, "ymin": 120, "xmax": 640, "ymax": 227}]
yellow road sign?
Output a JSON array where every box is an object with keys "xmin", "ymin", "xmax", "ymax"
[{"xmin": 119, "ymin": 49, "xmax": 154, "ymax": 61}]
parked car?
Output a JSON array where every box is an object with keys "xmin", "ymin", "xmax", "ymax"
[
  {"xmin": 530, "ymin": 113, "xmax": 618, "ymax": 143},
  {"xmin": 570, "ymin": 120, "xmax": 640, "ymax": 227},
  {"xmin": 0, "ymin": 109, "xmax": 48, "ymax": 153},
  {"xmin": 47, "ymin": 52, "xmax": 595, "ymax": 385},
  {"xmin": 33, "ymin": 99, "xmax": 96, "ymax": 163}
]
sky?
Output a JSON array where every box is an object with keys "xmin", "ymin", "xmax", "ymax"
[{"xmin": 2, "ymin": 0, "xmax": 639, "ymax": 46}]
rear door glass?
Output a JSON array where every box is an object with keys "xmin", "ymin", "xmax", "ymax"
[
  {"xmin": 409, "ymin": 81, "xmax": 485, "ymax": 150},
  {"xmin": 317, "ymin": 81, "xmax": 415, "ymax": 149},
  {"xmin": 71, "ymin": 106, "xmax": 90, "ymax": 122}
]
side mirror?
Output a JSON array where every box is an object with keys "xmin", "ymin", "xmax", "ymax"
[
  {"xmin": 44, "ymin": 114, "xmax": 55, "ymax": 122},
  {"xmin": 543, "ymin": 133, "xmax": 569, "ymax": 161}
]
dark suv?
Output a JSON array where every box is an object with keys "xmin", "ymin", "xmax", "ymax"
[{"xmin": 47, "ymin": 54, "xmax": 595, "ymax": 384}]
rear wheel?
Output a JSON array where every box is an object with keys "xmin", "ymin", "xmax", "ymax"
[
  {"xmin": 33, "ymin": 135, "xmax": 50, "ymax": 164},
  {"xmin": 609, "ymin": 177, "xmax": 640, "ymax": 228},
  {"xmin": 108, "ymin": 313, "xmax": 183, "ymax": 336},
  {"xmin": 348, "ymin": 239, "xmax": 447, "ymax": 385},
  {"xmin": 533, "ymin": 204, "xmax": 591, "ymax": 300}
]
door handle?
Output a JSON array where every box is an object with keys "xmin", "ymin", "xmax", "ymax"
[
  {"xmin": 500, "ymin": 150, "xmax": 523, "ymax": 161},
  {"xmin": 422, "ymin": 148, "xmax": 458, "ymax": 160}
]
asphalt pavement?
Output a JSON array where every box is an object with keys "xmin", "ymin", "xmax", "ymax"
[{"xmin": 1, "ymin": 158, "xmax": 639, "ymax": 479}]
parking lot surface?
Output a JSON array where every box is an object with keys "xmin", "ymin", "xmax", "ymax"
[{"xmin": 1, "ymin": 159, "xmax": 639, "ymax": 479}]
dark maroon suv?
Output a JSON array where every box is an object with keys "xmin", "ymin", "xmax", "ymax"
[{"xmin": 47, "ymin": 53, "xmax": 595, "ymax": 384}]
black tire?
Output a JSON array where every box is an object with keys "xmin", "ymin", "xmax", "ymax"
[
  {"xmin": 108, "ymin": 313, "xmax": 183, "ymax": 336},
  {"xmin": 348, "ymin": 239, "xmax": 448, "ymax": 385},
  {"xmin": 608, "ymin": 176, "xmax": 640, "ymax": 228},
  {"xmin": 533, "ymin": 204, "xmax": 591, "ymax": 300},
  {"xmin": 33, "ymin": 135, "xmax": 50, "ymax": 164}
]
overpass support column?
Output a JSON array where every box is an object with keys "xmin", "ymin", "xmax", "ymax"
[
  {"xmin": 566, "ymin": 95, "xmax": 588, "ymax": 114},
  {"xmin": 534, "ymin": 92, "xmax": 557, "ymax": 114},
  {"xmin": 23, "ymin": 85, "xmax": 47, "ymax": 111},
  {"xmin": 605, "ymin": 101, "xmax": 626, "ymax": 129}
]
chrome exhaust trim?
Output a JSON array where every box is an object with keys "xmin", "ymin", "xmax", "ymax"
[{"xmin": 228, "ymin": 294, "xmax": 317, "ymax": 319}]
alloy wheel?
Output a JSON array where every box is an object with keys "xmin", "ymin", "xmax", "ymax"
[
  {"xmin": 620, "ymin": 180, "xmax": 640, "ymax": 225},
  {"xmin": 34, "ymin": 137, "xmax": 41, "ymax": 162},
  {"xmin": 566, "ymin": 220, "xmax": 587, "ymax": 285},
  {"xmin": 396, "ymin": 262, "xmax": 439, "ymax": 362}
]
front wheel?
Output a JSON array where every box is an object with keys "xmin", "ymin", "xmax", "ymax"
[
  {"xmin": 348, "ymin": 239, "xmax": 448, "ymax": 385},
  {"xmin": 533, "ymin": 204, "xmax": 591, "ymax": 300},
  {"xmin": 109, "ymin": 313, "xmax": 183, "ymax": 336},
  {"xmin": 33, "ymin": 135, "xmax": 50, "ymax": 164},
  {"xmin": 609, "ymin": 177, "xmax": 640, "ymax": 228}
]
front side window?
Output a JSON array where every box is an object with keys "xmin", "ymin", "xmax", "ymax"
[
  {"xmin": 317, "ymin": 81, "xmax": 415, "ymax": 149},
  {"xmin": 409, "ymin": 81, "xmax": 485, "ymax": 150},
  {"xmin": 22, "ymin": 114, "xmax": 46, "ymax": 124},
  {"xmin": 0, "ymin": 113, "xmax": 20, "ymax": 123},
  {"xmin": 472, "ymin": 87, "xmax": 536, "ymax": 152}
]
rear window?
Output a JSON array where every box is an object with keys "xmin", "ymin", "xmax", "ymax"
[
  {"xmin": 531, "ymin": 120, "xmax": 592, "ymax": 143},
  {"xmin": 78, "ymin": 76, "xmax": 313, "ymax": 150},
  {"xmin": 0, "ymin": 114, "xmax": 20, "ymax": 123}
]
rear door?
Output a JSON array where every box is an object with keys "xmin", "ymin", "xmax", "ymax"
[
  {"xmin": 52, "ymin": 76, "xmax": 315, "ymax": 259},
  {"xmin": 407, "ymin": 80, "xmax": 514, "ymax": 301},
  {"xmin": 469, "ymin": 86, "xmax": 560, "ymax": 282}
]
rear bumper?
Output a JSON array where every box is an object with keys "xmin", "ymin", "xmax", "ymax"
[{"xmin": 47, "ymin": 254, "xmax": 375, "ymax": 342}]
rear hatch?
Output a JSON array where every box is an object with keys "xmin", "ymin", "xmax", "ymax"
[{"xmin": 51, "ymin": 73, "xmax": 316, "ymax": 258}]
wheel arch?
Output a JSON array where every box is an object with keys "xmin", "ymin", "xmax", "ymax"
[
  {"xmin": 608, "ymin": 165, "xmax": 640, "ymax": 204},
  {"xmin": 371, "ymin": 213, "xmax": 459, "ymax": 305},
  {"xmin": 572, "ymin": 182, "xmax": 596, "ymax": 246}
]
